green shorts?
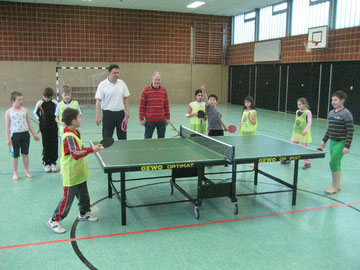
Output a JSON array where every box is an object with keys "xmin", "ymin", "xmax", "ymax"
[{"xmin": 329, "ymin": 140, "xmax": 346, "ymax": 172}]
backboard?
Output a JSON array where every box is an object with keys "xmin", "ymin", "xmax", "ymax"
[{"xmin": 307, "ymin": 25, "xmax": 328, "ymax": 49}]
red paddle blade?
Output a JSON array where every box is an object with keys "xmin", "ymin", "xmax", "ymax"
[
  {"xmin": 228, "ymin": 125, "xmax": 237, "ymax": 133},
  {"xmin": 316, "ymin": 147, "xmax": 323, "ymax": 151},
  {"xmin": 100, "ymin": 137, "xmax": 115, "ymax": 148}
]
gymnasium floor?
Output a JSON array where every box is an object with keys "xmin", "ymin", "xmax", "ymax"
[{"xmin": 1, "ymin": 104, "xmax": 359, "ymax": 270}]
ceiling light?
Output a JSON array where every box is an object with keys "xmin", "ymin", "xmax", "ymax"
[{"xmin": 187, "ymin": 1, "xmax": 205, "ymax": 9}]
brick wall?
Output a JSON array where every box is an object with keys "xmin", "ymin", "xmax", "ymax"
[
  {"xmin": 0, "ymin": 2, "xmax": 231, "ymax": 64},
  {"xmin": 227, "ymin": 26, "xmax": 360, "ymax": 65}
]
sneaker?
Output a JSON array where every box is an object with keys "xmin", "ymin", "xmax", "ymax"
[
  {"xmin": 50, "ymin": 164, "xmax": 57, "ymax": 172},
  {"xmin": 78, "ymin": 212, "xmax": 98, "ymax": 221},
  {"xmin": 47, "ymin": 218, "xmax": 66, "ymax": 233},
  {"xmin": 281, "ymin": 160, "xmax": 291, "ymax": 165},
  {"xmin": 44, "ymin": 165, "xmax": 51, "ymax": 173},
  {"xmin": 303, "ymin": 164, "xmax": 311, "ymax": 170}
]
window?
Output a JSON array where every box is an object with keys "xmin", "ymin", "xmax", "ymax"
[
  {"xmin": 232, "ymin": 12, "xmax": 256, "ymax": 44},
  {"xmin": 336, "ymin": 0, "xmax": 360, "ymax": 29},
  {"xmin": 259, "ymin": 3, "xmax": 287, "ymax": 41},
  {"xmin": 292, "ymin": 0, "xmax": 330, "ymax": 35},
  {"xmin": 310, "ymin": 0, "xmax": 330, "ymax": 4},
  {"xmin": 245, "ymin": 11, "xmax": 256, "ymax": 21},
  {"xmin": 273, "ymin": 1, "xmax": 288, "ymax": 14}
]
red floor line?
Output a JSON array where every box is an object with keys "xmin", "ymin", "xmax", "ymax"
[{"xmin": 1, "ymin": 201, "xmax": 360, "ymax": 250}]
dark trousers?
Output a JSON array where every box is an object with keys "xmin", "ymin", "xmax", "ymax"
[
  {"xmin": 102, "ymin": 110, "xmax": 127, "ymax": 140},
  {"xmin": 41, "ymin": 125, "xmax": 58, "ymax": 166},
  {"xmin": 52, "ymin": 181, "xmax": 91, "ymax": 222},
  {"xmin": 144, "ymin": 121, "xmax": 166, "ymax": 139},
  {"xmin": 208, "ymin": 129, "xmax": 224, "ymax": 137}
]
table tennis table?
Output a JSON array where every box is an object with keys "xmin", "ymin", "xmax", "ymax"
[{"xmin": 93, "ymin": 126, "xmax": 325, "ymax": 225}]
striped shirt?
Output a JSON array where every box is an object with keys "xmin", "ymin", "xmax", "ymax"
[
  {"xmin": 139, "ymin": 84, "xmax": 170, "ymax": 122},
  {"xmin": 322, "ymin": 108, "xmax": 354, "ymax": 149},
  {"xmin": 206, "ymin": 104, "xmax": 223, "ymax": 130}
]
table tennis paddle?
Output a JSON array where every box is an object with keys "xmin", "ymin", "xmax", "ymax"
[
  {"xmin": 99, "ymin": 137, "xmax": 115, "ymax": 149},
  {"xmin": 316, "ymin": 147, "xmax": 323, "ymax": 151},
  {"xmin": 197, "ymin": 110, "xmax": 205, "ymax": 119},
  {"xmin": 198, "ymin": 110, "xmax": 205, "ymax": 124},
  {"xmin": 228, "ymin": 125, "xmax": 237, "ymax": 133},
  {"xmin": 121, "ymin": 116, "xmax": 128, "ymax": 132}
]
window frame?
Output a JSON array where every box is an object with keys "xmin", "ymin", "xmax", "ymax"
[
  {"xmin": 309, "ymin": 0, "xmax": 330, "ymax": 6},
  {"xmin": 244, "ymin": 10, "xmax": 256, "ymax": 22},
  {"xmin": 272, "ymin": 1, "xmax": 288, "ymax": 15}
]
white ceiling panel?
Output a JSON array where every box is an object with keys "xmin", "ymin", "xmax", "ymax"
[{"xmin": 4, "ymin": 0, "xmax": 281, "ymax": 16}]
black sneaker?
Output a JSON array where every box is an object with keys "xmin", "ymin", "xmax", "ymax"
[
  {"xmin": 303, "ymin": 164, "xmax": 311, "ymax": 170},
  {"xmin": 281, "ymin": 160, "xmax": 291, "ymax": 165}
]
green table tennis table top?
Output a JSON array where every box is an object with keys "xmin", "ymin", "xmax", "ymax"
[
  {"xmin": 93, "ymin": 135, "xmax": 325, "ymax": 173},
  {"xmin": 216, "ymin": 135, "xmax": 324, "ymax": 162}
]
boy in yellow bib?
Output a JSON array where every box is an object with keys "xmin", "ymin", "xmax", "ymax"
[
  {"xmin": 55, "ymin": 85, "xmax": 82, "ymax": 138},
  {"xmin": 48, "ymin": 108, "xmax": 101, "ymax": 234}
]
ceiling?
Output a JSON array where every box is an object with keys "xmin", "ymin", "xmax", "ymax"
[{"xmin": 3, "ymin": 0, "xmax": 281, "ymax": 16}]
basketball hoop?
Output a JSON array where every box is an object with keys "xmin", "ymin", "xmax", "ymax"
[{"xmin": 303, "ymin": 40, "xmax": 319, "ymax": 53}]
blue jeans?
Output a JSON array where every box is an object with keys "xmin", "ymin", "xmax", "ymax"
[{"xmin": 144, "ymin": 121, "xmax": 166, "ymax": 139}]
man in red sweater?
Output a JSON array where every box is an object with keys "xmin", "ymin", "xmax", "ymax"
[{"xmin": 139, "ymin": 71, "xmax": 170, "ymax": 139}]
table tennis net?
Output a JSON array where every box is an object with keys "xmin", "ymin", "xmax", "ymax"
[{"xmin": 180, "ymin": 126, "xmax": 235, "ymax": 162}]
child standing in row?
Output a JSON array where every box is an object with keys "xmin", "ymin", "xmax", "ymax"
[
  {"xmin": 48, "ymin": 108, "xmax": 101, "ymax": 233},
  {"xmin": 5, "ymin": 91, "xmax": 40, "ymax": 180},
  {"xmin": 239, "ymin": 96, "xmax": 257, "ymax": 136},
  {"xmin": 283, "ymin": 98, "xmax": 313, "ymax": 169},
  {"xmin": 201, "ymin": 84, "xmax": 228, "ymax": 136},
  {"xmin": 33, "ymin": 87, "xmax": 59, "ymax": 173},
  {"xmin": 239, "ymin": 96, "xmax": 257, "ymax": 167},
  {"xmin": 187, "ymin": 86, "xmax": 207, "ymax": 135},
  {"xmin": 320, "ymin": 91, "xmax": 353, "ymax": 194},
  {"xmin": 55, "ymin": 85, "xmax": 82, "ymax": 138}
]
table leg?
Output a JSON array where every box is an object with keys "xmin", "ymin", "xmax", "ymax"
[
  {"xmin": 197, "ymin": 166, "xmax": 204, "ymax": 206},
  {"xmin": 121, "ymin": 171, "xmax": 127, "ymax": 225},
  {"xmin": 292, "ymin": 160, "xmax": 299, "ymax": 205},
  {"xmin": 108, "ymin": 173, "xmax": 112, "ymax": 198},
  {"xmin": 231, "ymin": 163, "xmax": 237, "ymax": 202},
  {"xmin": 254, "ymin": 162, "xmax": 258, "ymax": 185}
]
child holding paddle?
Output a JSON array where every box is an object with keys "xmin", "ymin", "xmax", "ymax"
[
  {"xmin": 320, "ymin": 91, "xmax": 354, "ymax": 194},
  {"xmin": 48, "ymin": 108, "xmax": 102, "ymax": 234},
  {"xmin": 239, "ymin": 96, "xmax": 257, "ymax": 167},
  {"xmin": 201, "ymin": 84, "xmax": 228, "ymax": 136},
  {"xmin": 5, "ymin": 91, "xmax": 40, "ymax": 180},
  {"xmin": 282, "ymin": 97, "xmax": 313, "ymax": 170},
  {"xmin": 239, "ymin": 96, "xmax": 258, "ymax": 136},
  {"xmin": 186, "ymin": 85, "xmax": 207, "ymax": 135}
]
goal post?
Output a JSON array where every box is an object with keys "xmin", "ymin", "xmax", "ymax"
[{"xmin": 55, "ymin": 66, "xmax": 108, "ymax": 106}]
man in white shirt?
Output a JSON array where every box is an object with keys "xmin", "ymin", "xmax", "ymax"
[{"xmin": 95, "ymin": 64, "xmax": 130, "ymax": 140}]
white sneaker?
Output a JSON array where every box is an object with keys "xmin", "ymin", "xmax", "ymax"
[
  {"xmin": 47, "ymin": 218, "xmax": 66, "ymax": 233},
  {"xmin": 50, "ymin": 164, "xmax": 57, "ymax": 172},
  {"xmin": 44, "ymin": 165, "xmax": 51, "ymax": 173},
  {"xmin": 78, "ymin": 212, "xmax": 98, "ymax": 221}
]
